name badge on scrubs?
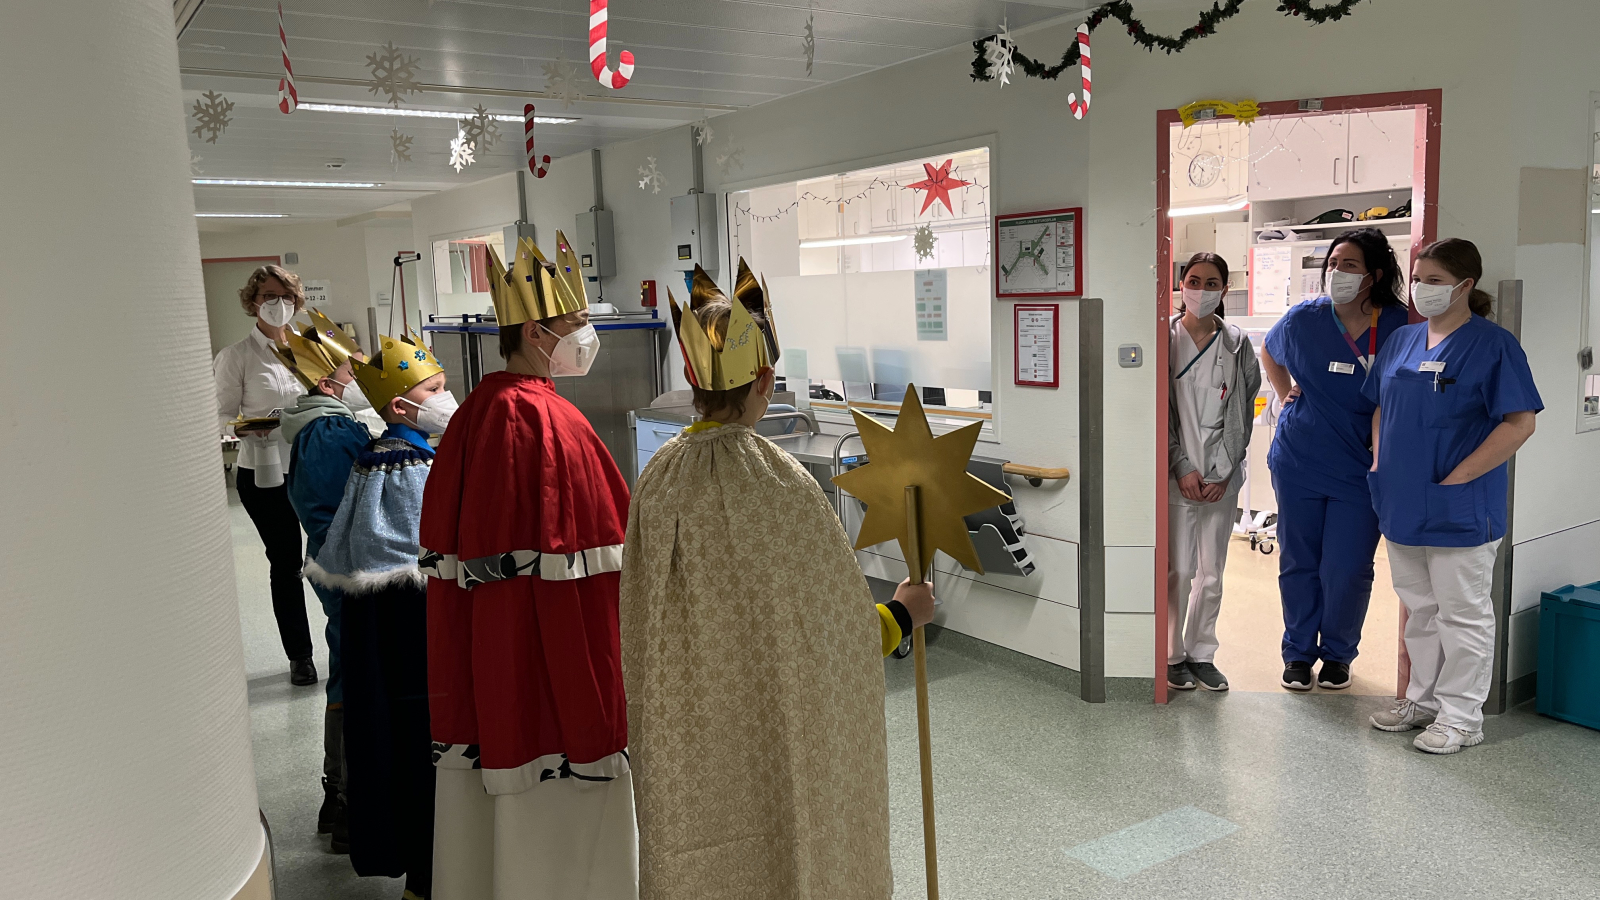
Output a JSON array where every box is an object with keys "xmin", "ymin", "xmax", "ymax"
[
  {"xmin": 1328, "ymin": 361, "xmax": 1357, "ymax": 375},
  {"xmin": 1419, "ymin": 360, "xmax": 1447, "ymax": 373}
]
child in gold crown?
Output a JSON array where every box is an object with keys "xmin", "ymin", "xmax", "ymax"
[
  {"xmin": 307, "ymin": 331, "xmax": 454, "ymax": 900},
  {"xmin": 619, "ymin": 261, "xmax": 933, "ymax": 900}
]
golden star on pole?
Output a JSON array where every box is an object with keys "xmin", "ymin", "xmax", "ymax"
[{"xmin": 832, "ymin": 385, "xmax": 1009, "ymax": 575}]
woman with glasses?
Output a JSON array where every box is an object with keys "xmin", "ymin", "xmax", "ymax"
[{"xmin": 213, "ymin": 264, "xmax": 316, "ymax": 686}]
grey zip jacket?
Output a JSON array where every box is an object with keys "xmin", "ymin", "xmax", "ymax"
[{"xmin": 1168, "ymin": 316, "xmax": 1261, "ymax": 484}]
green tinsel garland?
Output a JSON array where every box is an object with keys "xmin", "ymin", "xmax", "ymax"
[{"xmin": 971, "ymin": 0, "xmax": 1366, "ymax": 83}]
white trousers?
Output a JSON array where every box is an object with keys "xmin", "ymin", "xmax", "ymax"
[
  {"xmin": 1167, "ymin": 497, "xmax": 1236, "ymax": 665},
  {"xmin": 433, "ymin": 767, "xmax": 640, "ymax": 900},
  {"xmin": 1387, "ymin": 539, "xmax": 1500, "ymax": 731}
]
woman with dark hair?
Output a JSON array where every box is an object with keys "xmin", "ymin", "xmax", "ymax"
[
  {"xmin": 1365, "ymin": 238, "xmax": 1541, "ymax": 754},
  {"xmin": 1259, "ymin": 228, "xmax": 1412, "ymax": 692},
  {"xmin": 1166, "ymin": 252, "xmax": 1261, "ymax": 692}
]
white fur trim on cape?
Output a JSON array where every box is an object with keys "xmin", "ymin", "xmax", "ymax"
[
  {"xmin": 482, "ymin": 749, "xmax": 630, "ymax": 796},
  {"xmin": 418, "ymin": 543, "xmax": 624, "ymax": 589},
  {"xmin": 303, "ymin": 557, "xmax": 426, "ymax": 595}
]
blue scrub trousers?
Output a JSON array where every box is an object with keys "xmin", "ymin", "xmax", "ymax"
[{"xmin": 1273, "ymin": 472, "xmax": 1382, "ymax": 665}]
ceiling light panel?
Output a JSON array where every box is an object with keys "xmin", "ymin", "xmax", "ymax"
[
  {"xmin": 195, "ymin": 213, "xmax": 289, "ymax": 217},
  {"xmin": 193, "ymin": 179, "xmax": 383, "ymax": 188},
  {"xmin": 296, "ymin": 102, "xmax": 576, "ymax": 125}
]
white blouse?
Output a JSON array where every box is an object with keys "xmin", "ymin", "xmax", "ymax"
[{"xmin": 213, "ymin": 326, "xmax": 305, "ymax": 473}]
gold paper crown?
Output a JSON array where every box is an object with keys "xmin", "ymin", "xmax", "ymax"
[
  {"xmin": 669, "ymin": 259, "xmax": 781, "ymax": 391},
  {"xmin": 350, "ymin": 332, "xmax": 445, "ymax": 412},
  {"xmin": 271, "ymin": 332, "xmax": 340, "ymax": 390},
  {"xmin": 302, "ymin": 309, "xmax": 363, "ymax": 366},
  {"xmin": 489, "ymin": 230, "xmax": 588, "ymax": 326}
]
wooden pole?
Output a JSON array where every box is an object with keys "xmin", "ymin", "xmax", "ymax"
[{"xmin": 904, "ymin": 484, "xmax": 939, "ymax": 900}]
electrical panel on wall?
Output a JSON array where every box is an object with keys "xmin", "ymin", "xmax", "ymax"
[
  {"xmin": 574, "ymin": 210, "xmax": 616, "ymax": 281},
  {"xmin": 670, "ymin": 192, "xmax": 719, "ymax": 274}
]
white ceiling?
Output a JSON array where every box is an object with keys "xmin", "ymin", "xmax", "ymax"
[{"xmin": 179, "ymin": 0, "xmax": 1094, "ymax": 227}]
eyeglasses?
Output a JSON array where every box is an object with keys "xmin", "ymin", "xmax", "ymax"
[{"xmin": 257, "ymin": 294, "xmax": 297, "ymax": 304}]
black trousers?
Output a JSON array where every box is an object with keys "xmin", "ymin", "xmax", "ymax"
[
  {"xmin": 235, "ymin": 467, "xmax": 315, "ymax": 662},
  {"xmin": 343, "ymin": 583, "xmax": 434, "ymax": 899}
]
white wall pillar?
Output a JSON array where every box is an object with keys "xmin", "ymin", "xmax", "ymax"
[{"xmin": 0, "ymin": 1, "xmax": 263, "ymax": 897}]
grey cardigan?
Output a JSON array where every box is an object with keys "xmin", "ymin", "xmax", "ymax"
[{"xmin": 1168, "ymin": 316, "xmax": 1262, "ymax": 482}]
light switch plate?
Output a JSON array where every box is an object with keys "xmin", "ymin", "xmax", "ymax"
[{"xmin": 1118, "ymin": 344, "xmax": 1142, "ymax": 368}]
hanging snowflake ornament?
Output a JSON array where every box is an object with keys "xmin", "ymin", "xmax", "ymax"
[
  {"xmin": 542, "ymin": 53, "xmax": 585, "ymax": 109},
  {"xmin": 461, "ymin": 104, "xmax": 501, "ymax": 150},
  {"xmin": 801, "ymin": 13, "xmax": 816, "ymax": 77},
  {"xmin": 189, "ymin": 152, "xmax": 204, "ymax": 175},
  {"xmin": 715, "ymin": 140, "xmax": 745, "ymax": 176},
  {"xmin": 914, "ymin": 224, "xmax": 937, "ymax": 261},
  {"xmin": 365, "ymin": 41, "xmax": 423, "ymax": 107},
  {"xmin": 190, "ymin": 90, "xmax": 235, "ymax": 144},
  {"xmin": 390, "ymin": 129, "xmax": 414, "ymax": 164},
  {"xmin": 637, "ymin": 156, "xmax": 666, "ymax": 194},
  {"xmin": 693, "ymin": 118, "xmax": 714, "ymax": 147},
  {"xmin": 984, "ymin": 21, "xmax": 1015, "ymax": 87},
  {"xmin": 448, "ymin": 128, "xmax": 475, "ymax": 173}
]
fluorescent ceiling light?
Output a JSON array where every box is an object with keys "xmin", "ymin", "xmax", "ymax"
[
  {"xmin": 193, "ymin": 178, "xmax": 383, "ymax": 188},
  {"xmin": 1169, "ymin": 197, "xmax": 1249, "ymax": 217},
  {"xmin": 296, "ymin": 101, "xmax": 577, "ymax": 125},
  {"xmin": 800, "ymin": 234, "xmax": 909, "ymax": 249},
  {"xmin": 195, "ymin": 213, "xmax": 288, "ymax": 218}
]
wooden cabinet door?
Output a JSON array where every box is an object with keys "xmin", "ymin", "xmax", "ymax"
[
  {"xmin": 1347, "ymin": 108, "xmax": 1416, "ymax": 193},
  {"xmin": 1248, "ymin": 113, "xmax": 1347, "ymax": 200}
]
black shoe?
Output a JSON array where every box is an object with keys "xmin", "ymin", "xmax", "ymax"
[
  {"xmin": 317, "ymin": 777, "xmax": 339, "ymax": 834},
  {"xmin": 329, "ymin": 806, "xmax": 349, "ymax": 855},
  {"xmin": 1167, "ymin": 663, "xmax": 1196, "ymax": 690},
  {"xmin": 1317, "ymin": 660, "xmax": 1352, "ymax": 690},
  {"xmin": 1281, "ymin": 661, "xmax": 1313, "ymax": 691},
  {"xmin": 290, "ymin": 658, "xmax": 318, "ymax": 686}
]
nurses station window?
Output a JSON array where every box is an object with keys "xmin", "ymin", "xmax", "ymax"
[
  {"xmin": 431, "ymin": 229, "xmax": 508, "ymax": 318},
  {"xmin": 727, "ymin": 147, "xmax": 993, "ymax": 432}
]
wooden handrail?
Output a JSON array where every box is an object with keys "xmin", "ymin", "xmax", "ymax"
[{"xmin": 1002, "ymin": 463, "xmax": 1071, "ymax": 486}]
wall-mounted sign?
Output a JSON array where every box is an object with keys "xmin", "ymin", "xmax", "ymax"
[
  {"xmin": 301, "ymin": 280, "xmax": 331, "ymax": 308},
  {"xmin": 994, "ymin": 207, "xmax": 1083, "ymax": 298},
  {"xmin": 1014, "ymin": 303, "xmax": 1059, "ymax": 388}
]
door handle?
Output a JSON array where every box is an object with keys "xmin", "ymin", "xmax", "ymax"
[{"xmin": 1351, "ymin": 155, "xmax": 1360, "ymax": 184}]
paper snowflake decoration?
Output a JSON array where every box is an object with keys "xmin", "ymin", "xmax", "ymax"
[
  {"xmin": 984, "ymin": 22, "xmax": 1015, "ymax": 87},
  {"xmin": 389, "ymin": 129, "xmax": 413, "ymax": 163},
  {"xmin": 542, "ymin": 54, "xmax": 585, "ymax": 109},
  {"xmin": 637, "ymin": 156, "xmax": 665, "ymax": 194},
  {"xmin": 189, "ymin": 152, "xmax": 204, "ymax": 175},
  {"xmin": 190, "ymin": 90, "xmax": 235, "ymax": 144},
  {"xmin": 914, "ymin": 224, "xmax": 937, "ymax": 261},
  {"xmin": 692, "ymin": 118, "xmax": 714, "ymax": 147},
  {"xmin": 715, "ymin": 140, "xmax": 745, "ymax": 176},
  {"xmin": 801, "ymin": 13, "xmax": 815, "ymax": 77},
  {"xmin": 449, "ymin": 128, "xmax": 475, "ymax": 172},
  {"xmin": 365, "ymin": 41, "xmax": 423, "ymax": 107},
  {"xmin": 462, "ymin": 104, "xmax": 501, "ymax": 150}
]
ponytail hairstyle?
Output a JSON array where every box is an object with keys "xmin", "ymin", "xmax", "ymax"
[
  {"xmin": 1178, "ymin": 252, "xmax": 1230, "ymax": 318},
  {"xmin": 1322, "ymin": 227, "xmax": 1404, "ymax": 308},
  {"xmin": 1414, "ymin": 238, "xmax": 1496, "ymax": 318}
]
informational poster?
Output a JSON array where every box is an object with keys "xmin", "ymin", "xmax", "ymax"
[
  {"xmin": 914, "ymin": 268, "xmax": 947, "ymax": 341},
  {"xmin": 995, "ymin": 207, "xmax": 1083, "ymax": 298},
  {"xmin": 1014, "ymin": 304, "xmax": 1059, "ymax": 388},
  {"xmin": 1249, "ymin": 244, "xmax": 1293, "ymax": 316},
  {"xmin": 301, "ymin": 280, "xmax": 331, "ymax": 308}
]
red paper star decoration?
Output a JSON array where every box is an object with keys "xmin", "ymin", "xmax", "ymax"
[{"xmin": 906, "ymin": 158, "xmax": 972, "ymax": 215}]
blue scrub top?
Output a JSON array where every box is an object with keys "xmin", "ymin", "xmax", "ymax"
[
  {"xmin": 1265, "ymin": 298, "xmax": 1411, "ymax": 503},
  {"xmin": 1362, "ymin": 315, "xmax": 1543, "ymax": 547}
]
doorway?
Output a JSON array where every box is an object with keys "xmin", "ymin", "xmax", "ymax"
[
  {"xmin": 1152, "ymin": 90, "xmax": 1442, "ymax": 704},
  {"xmin": 202, "ymin": 255, "xmax": 282, "ymax": 356}
]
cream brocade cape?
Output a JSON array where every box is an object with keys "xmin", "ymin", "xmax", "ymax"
[{"xmin": 619, "ymin": 423, "xmax": 893, "ymax": 900}]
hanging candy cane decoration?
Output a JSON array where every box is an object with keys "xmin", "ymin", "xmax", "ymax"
[
  {"xmin": 524, "ymin": 104, "xmax": 550, "ymax": 178},
  {"xmin": 588, "ymin": 0, "xmax": 636, "ymax": 90},
  {"xmin": 276, "ymin": 3, "xmax": 297, "ymax": 114},
  {"xmin": 1066, "ymin": 21, "xmax": 1090, "ymax": 119}
]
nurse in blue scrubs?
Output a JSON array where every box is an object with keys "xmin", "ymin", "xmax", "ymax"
[
  {"xmin": 1364, "ymin": 238, "xmax": 1541, "ymax": 755},
  {"xmin": 1260, "ymin": 228, "xmax": 1410, "ymax": 692}
]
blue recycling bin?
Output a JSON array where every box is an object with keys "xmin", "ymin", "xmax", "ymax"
[{"xmin": 1537, "ymin": 581, "xmax": 1600, "ymax": 731}]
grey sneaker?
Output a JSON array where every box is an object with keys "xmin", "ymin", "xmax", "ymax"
[
  {"xmin": 1167, "ymin": 663, "xmax": 1196, "ymax": 690},
  {"xmin": 1414, "ymin": 722, "xmax": 1485, "ymax": 755},
  {"xmin": 1187, "ymin": 661, "xmax": 1229, "ymax": 691},
  {"xmin": 1369, "ymin": 699, "xmax": 1435, "ymax": 732}
]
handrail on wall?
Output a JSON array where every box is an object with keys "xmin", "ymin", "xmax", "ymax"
[{"xmin": 1001, "ymin": 462, "xmax": 1071, "ymax": 487}]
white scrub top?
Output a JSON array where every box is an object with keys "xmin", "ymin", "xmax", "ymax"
[
  {"xmin": 213, "ymin": 326, "xmax": 306, "ymax": 478},
  {"xmin": 1170, "ymin": 321, "xmax": 1241, "ymax": 505}
]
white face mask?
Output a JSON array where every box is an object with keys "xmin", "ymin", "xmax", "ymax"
[
  {"xmin": 1327, "ymin": 269, "xmax": 1368, "ymax": 305},
  {"xmin": 331, "ymin": 376, "xmax": 372, "ymax": 412},
  {"xmin": 257, "ymin": 297, "xmax": 296, "ymax": 327},
  {"xmin": 399, "ymin": 391, "xmax": 459, "ymax": 434},
  {"xmin": 539, "ymin": 323, "xmax": 600, "ymax": 377},
  {"xmin": 1181, "ymin": 286, "xmax": 1224, "ymax": 318},
  {"xmin": 1412, "ymin": 280, "xmax": 1464, "ymax": 318}
]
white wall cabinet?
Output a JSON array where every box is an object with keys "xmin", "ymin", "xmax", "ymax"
[
  {"xmin": 1347, "ymin": 109, "xmax": 1415, "ymax": 193},
  {"xmin": 1170, "ymin": 120, "xmax": 1249, "ymax": 207},
  {"xmin": 1248, "ymin": 110, "xmax": 1414, "ymax": 201}
]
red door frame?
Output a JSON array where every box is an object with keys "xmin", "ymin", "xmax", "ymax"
[{"xmin": 1153, "ymin": 89, "xmax": 1442, "ymax": 704}]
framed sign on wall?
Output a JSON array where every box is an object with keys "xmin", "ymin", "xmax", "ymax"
[
  {"xmin": 1014, "ymin": 303, "xmax": 1059, "ymax": 388},
  {"xmin": 994, "ymin": 207, "xmax": 1083, "ymax": 298}
]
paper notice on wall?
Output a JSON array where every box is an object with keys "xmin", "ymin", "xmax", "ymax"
[
  {"xmin": 914, "ymin": 268, "xmax": 947, "ymax": 341},
  {"xmin": 1015, "ymin": 304, "xmax": 1057, "ymax": 387},
  {"xmin": 1249, "ymin": 245, "xmax": 1292, "ymax": 316},
  {"xmin": 301, "ymin": 280, "xmax": 331, "ymax": 308}
]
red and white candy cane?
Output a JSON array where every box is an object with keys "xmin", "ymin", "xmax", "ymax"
[
  {"xmin": 524, "ymin": 105, "xmax": 550, "ymax": 178},
  {"xmin": 1066, "ymin": 21, "xmax": 1090, "ymax": 120},
  {"xmin": 588, "ymin": 0, "xmax": 635, "ymax": 90},
  {"xmin": 276, "ymin": 2, "xmax": 297, "ymax": 114}
]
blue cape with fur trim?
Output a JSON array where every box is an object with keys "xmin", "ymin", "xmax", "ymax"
[{"xmin": 307, "ymin": 424, "xmax": 434, "ymax": 595}]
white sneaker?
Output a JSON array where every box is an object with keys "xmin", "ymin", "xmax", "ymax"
[
  {"xmin": 1413, "ymin": 722, "xmax": 1485, "ymax": 755},
  {"xmin": 1369, "ymin": 699, "xmax": 1435, "ymax": 732}
]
